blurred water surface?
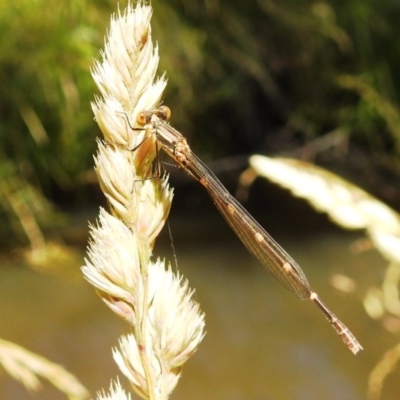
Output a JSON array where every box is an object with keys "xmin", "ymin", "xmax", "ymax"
[{"xmin": 0, "ymin": 215, "xmax": 397, "ymax": 400}]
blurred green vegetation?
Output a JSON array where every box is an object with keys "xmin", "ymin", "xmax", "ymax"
[{"xmin": 1, "ymin": 0, "xmax": 400, "ymax": 247}]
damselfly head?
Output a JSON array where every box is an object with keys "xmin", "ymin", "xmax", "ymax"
[{"xmin": 136, "ymin": 106, "xmax": 171, "ymax": 126}]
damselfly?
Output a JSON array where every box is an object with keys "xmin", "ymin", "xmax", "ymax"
[{"xmin": 135, "ymin": 106, "xmax": 362, "ymax": 354}]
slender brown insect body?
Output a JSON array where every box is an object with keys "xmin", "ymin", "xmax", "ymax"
[{"xmin": 137, "ymin": 106, "xmax": 362, "ymax": 354}]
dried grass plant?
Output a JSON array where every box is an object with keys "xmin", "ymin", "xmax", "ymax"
[{"xmin": 82, "ymin": 3, "xmax": 205, "ymax": 399}]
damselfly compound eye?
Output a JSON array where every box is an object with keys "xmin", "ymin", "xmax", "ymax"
[
  {"xmin": 136, "ymin": 111, "xmax": 147, "ymax": 126},
  {"xmin": 157, "ymin": 106, "xmax": 171, "ymax": 122}
]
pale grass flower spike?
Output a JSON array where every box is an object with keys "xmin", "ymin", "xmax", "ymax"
[{"xmin": 82, "ymin": 3, "xmax": 205, "ymax": 399}]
